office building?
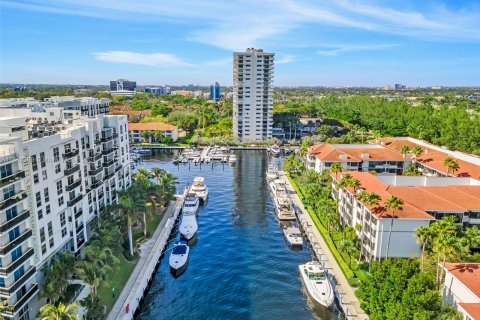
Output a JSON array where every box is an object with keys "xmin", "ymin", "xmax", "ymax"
[
  {"xmin": 144, "ymin": 85, "xmax": 170, "ymax": 95},
  {"xmin": 442, "ymin": 263, "xmax": 480, "ymax": 320},
  {"xmin": 233, "ymin": 48, "xmax": 274, "ymax": 142},
  {"xmin": 0, "ymin": 110, "xmax": 131, "ymax": 320},
  {"xmin": 110, "ymin": 79, "xmax": 136, "ymax": 97},
  {"xmin": 209, "ymin": 82, "xmax": 221, "ymax": 102}
]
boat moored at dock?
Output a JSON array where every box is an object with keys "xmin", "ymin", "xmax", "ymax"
[
  {"xmin": 268, "ymin": 145, "xmax": 281, "ymax": 157},
  {"xmin": 182, "ymin": 192, "xmax": 200, "ymax": 215},
  {"xmin": 270, "ymin": 179, "xmax": 296, "ymax": 221},
  {"xmin": 169, "ymin": 241, "xmax": 190, "ymax": 277},
  {"xmin": 266, "ymin": 163, "xmax": 279, "ymax": 181},
  {"xmin": 179, "ymin": 214, "xmax": 198, "ymax": 241},
  {"xmin": 189, "ymin": 177, "xmax": 209, "ymax": 202},
  {"xmin": 283, "ymin": 227, "xmax": 303, "ymax": 246},
  {"xmin": 299, "ymin": 261, "xmax": 335, "ymax": 308}
]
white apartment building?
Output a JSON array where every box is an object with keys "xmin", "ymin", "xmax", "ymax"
[
  {"xmin": 442, "ymin": 263, "xmax": 480, "ymax": 320},
  {"xmin": 0, "ymin": 110, "xmax": 131, "ymax": 320},
  {"xmin": 332, "ymin": 172, "xmax": 480, "ymax": 261},
  {"xmin": 233, "ymin": 48, "xmax": 274, "ymax": 142}
]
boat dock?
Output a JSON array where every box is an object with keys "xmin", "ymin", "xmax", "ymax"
[
  {"xmin": 107, "ymin": 195, "xmax": 185, "ymax": 320},
  {"xmin": 281, "ymin": 171, "xmax": 368, "ymax": 320}
]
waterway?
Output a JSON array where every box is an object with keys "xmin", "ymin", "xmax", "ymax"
[{"xmin": 136, "ymin": 150, "xmax": 339, "ymax": 320}]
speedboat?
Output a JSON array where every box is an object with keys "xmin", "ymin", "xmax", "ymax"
[
  {"xmin": 283, "ymin": 227, "xmax": 303, "ymax": 246},
  {"xmin": 299, "ymin": 261, "xmax": 334, "ymax": 308},
  {"xmin": 169, "ymin": 241, "xmax": 189, "ymax": 276},
  {"xmin": 229, "ymin": 154, "xmax": 237, "ymax": 164},
  {"xmin": 269, "ymin": 145, "xmax": 281, "ymax": 156},
  {"xmin": 182, "ymin": 192, "xmax": 199, "ymax": 215},
  {"xmin": 179, "ymin": 214, "xmax": 198, "ymax": 241},
  {"xmin": 190, "ymin": 177, "xmax": 208, "ymax": 202},
  {"xmin": 266, "ymin": 164, "xmax": 279, "ymax": 181},
  {"xmin": 193, "ymin": 156, "xmax": 200, "ymax": 165},
  {"xmin": 270, "ymin": 179, "xmax": 296, "ymax": 220}
]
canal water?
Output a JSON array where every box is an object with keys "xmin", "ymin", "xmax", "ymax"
[{"xmin": 136, "ymin": 150, "xmax": 339, "ymax": 320}]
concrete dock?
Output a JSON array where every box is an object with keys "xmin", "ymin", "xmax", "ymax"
[
  {"xmin": 107, "ymin": 196, "xmax": 184, "ymax": 320},
  {"xmin": 281, "ymin": 171, "xmax": 369, "ymax": 320}
]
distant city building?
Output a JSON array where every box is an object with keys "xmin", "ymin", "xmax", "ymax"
[
  {"xmin": 394, "ymin": 83, "xmax": 406, "ymax": 91},
  {"xmin": 209, "ymin": 82, "xmax": 221, "ymax": 102},
  {"xmin": 144, "ymin": 85, "xmax": 171, "ymax": 95},
  {"xmin": 14, "ymin": 86, "xmax": 27, "ymax": 92},
  {"xmin": 110, "ymin": 79, "xmax": 136, "ymax": 97},
  {"xmin": 128, "ymin": 122, "xmax": 179, "ymax": 142},
  {"xmin": 73, "ymin": 88, "xmax": 92, "ymax": 95},
  {"xmin": 233, "ymin": 48, "xmax": 274, "ymax": 142}
]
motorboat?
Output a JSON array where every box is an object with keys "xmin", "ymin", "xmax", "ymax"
[
  {"xmin": 283, "ymin": 227, "xmax": 303, "ymax": 246},
  {"xmin": 270, "ymin": 179, "xmax": 296, "ymax": 220},
  {"xmin": 169, "ymin": 241, "xmax": 189, "ymax": 276},
  {"xmin": 204, "ymin": 156, "xmax": 211, "ymax": 163},
  {"xmin": 181, "ymin": 156, "xmax": 188, "ymax": 164},
  {"xmin": 268, "ymin": 145, "xmax": 281, "ymax": 156},
  {"xmin": 193, "ymin": 156, "xmax": 201, "ymax": 165},
  {"xmin": 229, "ymin": 154, "xmax": 237, "ymax": 164},
  {"xmin": 182, "ymin": 192, "xmax": 199, "ymax": 215},
  {"xmin": 179, "ymin": 214, "xmax": 198, "ymax": 241},
  {"xmin": 222, "ymin": 156, "xmax": 228, "ymax": 163},
  {"xmin": 173, "ymin": 156, "xmax": 179, "ymax": 164},
  {"xmin": 299, "ymin": 261, "xmax": 334, "ymax": 308},
  {"xmin": 190, "ymin": 177, "xmax": 208, "ymax": 202},
  {"xmin": 266, "ymin": 163, "xmax": 279, "ymax": 181}
]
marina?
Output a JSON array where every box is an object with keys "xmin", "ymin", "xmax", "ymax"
[{"xmin": 133, "ymin": 151, "xmax": 343, "ymax": 320}]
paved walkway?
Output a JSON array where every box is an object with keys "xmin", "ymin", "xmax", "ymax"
[
  {"xmin": 107, "ymin": 197, "xmax": 183, "ymax": 320},
  {"xmin": 281, "ymin": 172, "xmax": 369, "ymax": 320}
]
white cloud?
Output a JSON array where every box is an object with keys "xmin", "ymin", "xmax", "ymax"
[
  {"xmin": 316, "ymin": 44, "xmax": 399, "ymax": 56},
  {"xmin": 276, "ymin": 55, "xmax": 298, "ymax": 64},
  {"xmin": 93, "ymin": 51, "xmax": 192, "ymax": 67}
]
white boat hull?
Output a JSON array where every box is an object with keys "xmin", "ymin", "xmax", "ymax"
[
  {"xmin": 299, "ymin": 263, "xmax": 335, "ymax": 308},
  {"xmin": 179, "ymin": 215, "xmax": 198, "ymax": 240},
  {"xmin": 169, "ymin": 243, "xmax": 190, "ymax": 277}
]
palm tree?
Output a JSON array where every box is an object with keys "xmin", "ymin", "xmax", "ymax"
[
  {"xmin": 348, "ymin": 178, "xmax": 361, "ymax": 195},
  {"xmin": 75, "ymin": 261, "xmax": 110, "ymax": 303},
  {"xmin": 436, "ymin": 236, "xmax": 463, "ymax": 287},
  {"xmin": 131, "ymin": 177, "xmax": 158, "ymax": 236},
  {"xmin": 384, "ymin": 195, "xmax": 404, "ymax": 259},
  {"xmin": 39, "ymin": 303, "xmax": 79, "ymax": 320},
  {"xmin": 134, "ymin": 167, "xmax": 151, "ymax": 180},
  {"xmin": 357, "ymin": 191, "xmax": 381, "ymax": 261},
  {"xmin": 112, "ymin": 190, "xmax": 144, "ymax": 256},
  {"xmin": 443, "ymin": 157, "xmax": 460, "ymax": 176},
  {"xmin": 336, "ymin": 173, "xmax": 353, "ymax": 190},
  {"xmin": 415, "ymin": 225, "xmax": 433, "ymax": 271},
  {"xmin": 400, "ymin": 146, "xmax": 410, "ymax": 158},
  {"xmin": 465, "ymin": 226, "xmax": 480, "ymax": 250},
  {"xmin": 339, "ymin": 239, "xmax": 356, "ymax": 267},
  {"xmin": 330, "ymin": 162, "xmax": 343, "ymax": 181},
  {"xmin": 412, "ymin": 145, "xmax": 423, "ymax": 159}
]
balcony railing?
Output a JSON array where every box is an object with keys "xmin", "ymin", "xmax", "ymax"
[
  {"xmin": 88, "ymin": 152, "xmax": 102, "ymax": 162},
  {"xmin": 0, "ymin": 247, "xmax": 34, "ymax": 276},
  {"xmin": 74, "ymin": 209, "xmax": 83, "ymax": 219},
  {"xmin": 1, "ymin": 283, "xmax": 38, "ymax": 315},
  {"xmin": 0, "ymin": 229, "xmax": 32, "ymax": 255},
  {"xmin": 67, "ymin": 194, "xmax": 83, "ymax": 207},
  {"xmin": 0, "ymin": 266, "xmax": 36, "ymax": 295},
  {"xmin": 115, "ymin": 165, "xmax": 122, "ymax": 172},
  {"xmin": 103, "ymin": 159, "xmax": 114, "ymax": 167},
  {"xmin": 0, "ymin": 171, "xmax": 25, "ymax": 189},
  {"xmin": 64, "ymin": 164, "xmax": 80, "ymax": 176},
  {"xmin": 62, "ymin": 149, "xmax": 79, "ymax": 159},
  {"xmin": 102, "ymin": 147, "xmax": 114, "ymax": 155},
  {"xmin": 76, "ymin": 223, "xmax": 84, "ymax": 234},
  {"xmin": 0, "ymin": 209, "xmax": 30, "ymax": 232},
  {"xmin": 105, "ymin": 171, "xmax": 114, "ymax": 180},
  {"xmin": 88, "ymin": 166, "xmax": 102, "ymax": 176},
  {"xmin": 101, "ymin": 135, "xmax": 113, "ymax": 142},
  {"xmin": 0, "ymin": 191, "xmax": 27, "ymax": 210},
  {"xmin": 65, "ymin": 179, "xmax": 82, "ymax": 191}
]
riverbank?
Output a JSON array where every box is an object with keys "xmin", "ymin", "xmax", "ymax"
[{"xmin": 282, "ymin": 171, "xmax": 368, "ymax": 320}]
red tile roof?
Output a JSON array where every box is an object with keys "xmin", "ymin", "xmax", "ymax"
[
  {"xmin": 444, "ymin": 263, "xmax": 480, "ymax": 297},
  {"xmin": 128, "ymin": 122, "xmax": 177, "ymax": 131},
  {"xmin": 460, "ymin": 303, "xmax": 480, "ymax": 320},
  {"xmin": 308, "ymin": 144, "xmax": 405, "ymax": 162}
]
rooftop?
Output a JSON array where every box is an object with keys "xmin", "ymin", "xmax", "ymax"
[
  {"xmin": 308, "ymin": 143, "xmax": 405, "ymax": 162},
  {"xmin": 444, "ymin": 263, "xmax": 480, "ymax": 297},
  {"xmin": 459, "ymin": 303, "xmax": 480, "ymax": 320},
  {"xmin": 128, "ymin": 122, "xmax": 177, "ymax": 131}
]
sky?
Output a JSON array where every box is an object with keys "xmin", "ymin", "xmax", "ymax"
[{"xmin": 0, "ymin": 0, "xmax": 479, "ymax": 87}]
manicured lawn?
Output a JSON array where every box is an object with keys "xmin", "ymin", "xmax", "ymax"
[
  {"xmin": 97, "ymin": 254, "xmax": 137, "ymax": 312},
  {"xmin": 133, "ymin": 209, "xmax": 166, "ymax": 244}
]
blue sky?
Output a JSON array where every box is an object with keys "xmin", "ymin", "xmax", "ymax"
[{"xmin": 1, "ymin": 0, "xmax": 479, "ymax": 86}]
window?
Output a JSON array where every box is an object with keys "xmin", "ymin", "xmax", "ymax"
[
  {"xmin": 0, "ymin": 163, "xmax": 13, "ymax": 178},
  {"xmin": 61, "ymin": 227, "xmax": 67, "ymax": 238},
  {"xmin": 33, "ymin": 173, "xmax": 39, "ymax": 184},
  {"xmin": 40, "ymin": 227, "xmax": 45, "ymax": 243},
  {"xmin": 55, "ymin": 164, "xmax": 61, "ymax": 174},
  {"xmin": 60, "ymin": 212, "xmax": 66, "ymax": 227},
  {"xmin": 47, "ymin": 222, "xmax": 53, "ymax": 237},
  {"xmin": 6, "ymin": 206, "xmax": 18, "ymax": 220},
  {"xmin": 35, "ymin": 192, "xmax": 41, "ymax": 207},
  {"xmin": 40, "ymin": 152, "xmax": 46, "ymax": 168},
  {"xmin": 46, "ymin": 204, "xmax": 51, "ymax": 215},
  {"xmin": 44, "ymin": 188, "xmax": 49, "ymax": 203},
  {"xmin": 58, "ymin": 196, "xmax": 64, "ymax": 207},
  {"xmin": 8, "ymin": 227, "xmax": 20, "ymax": 241},
  {"xmin": 56, "ymin": 181, "xmax": 63, "ymax": 195},
  {"xmin": 14, "ymin": 265, "xmax": 25, "ymax": 281},
  {"xmin": 0, "ymin": 278, "xmax": 5, "ymax": 288},
  {"xmin": 31, "ymin": 155, "xmax": 38, "ymax": 171},
  {"xmin": 37, "ymin": 209, "xmax": 43, "ymax": 220},
  {"xmin": 42, "ymin": 170, "xmax": 47, "ymax": 180},
  {"xmin": 41, "ymin": 243, "xmax": 47, "ymax": 255},
  {"xmin": 11, "ymin": 247, "xmax": 22, "ymax": 262},
  {"xmin": 49, "ymin": 237, "xmax": 54, "ymax": 248}
]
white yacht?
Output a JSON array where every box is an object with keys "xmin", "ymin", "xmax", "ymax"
[
  {"xmin": 190, "ymin": 177, "xmax": 208, "ymax": 202},
  {"xmin": 299, "ymin": 261, "xmax": 335, "ymax": 308},
  {"xmin": 229, "ymin": 154, "xmax": 237, "ymax": 164},
  {"xmin": 268, "ymin": 145, "xmax": 281, "ymax": 156},
  {"xmin": 179, "ymin": 214, "xmax": 198, "ymax": 241},
  {"xmin": 182, "ymin": 192, "xmax": 199, "ymax": 215},
  {"xmin": 266, "ymin": 163, "xmax": 279, "ymax": 181},
  {"xmin": 283, "ymin": 227, "xmax": 303, "ymax": 246},
  {"xmin": 270, "ymin": 179, "xmax": 296, "ymax": 221},
  {"xmin": 169, "ymin": 241, "xmax": 189, "ymax": 277}
]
